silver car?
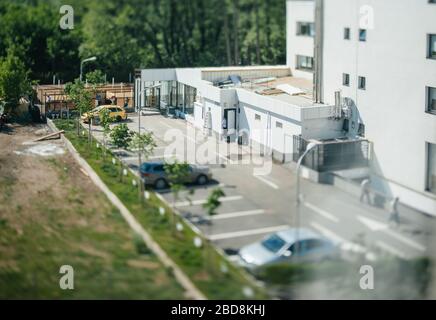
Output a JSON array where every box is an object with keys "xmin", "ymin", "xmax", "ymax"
[
  {"xmin": 238, "ymin": 228, "xmax": 339, "ymax": 269},
  {"xmin": 140, "ymin": 161, "xmax": 212, "ymax": 189}
]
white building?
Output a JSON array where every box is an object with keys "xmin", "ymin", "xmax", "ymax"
[
  {"xmin": 135, "ymin": 0, "xmax": 435, "ymax": 215},
  {"xmin": 135, "ymin": 65, "xmax": 346, "ymax": 163},
  {"xmin": 286, "ymin": 0, "xmax": 436, "ymax": 215},
  {"xmin": 286, "ymin": 0, "xmax": 315, "ymax": 81}
]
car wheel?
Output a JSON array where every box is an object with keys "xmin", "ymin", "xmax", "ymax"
[
  {"xmin": 154, "ymin": 178, "xmax": 167, "ymax": 190},
  {"xmin": 196, "ymin": 175, "xmax": 208, "ymax": 186},
  {"xmin": 116, "ymin": 115, "xmax": 122, "ymax": 122}
]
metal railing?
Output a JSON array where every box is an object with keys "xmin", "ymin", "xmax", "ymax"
[{"xmin": 293, "ymin": 135, "xmax": 370, "ymax": 172}]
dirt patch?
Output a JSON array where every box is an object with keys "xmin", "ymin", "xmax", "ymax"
[
  {"xmin": 16, "ymin": 143, "xmax": 65, "ymax": 157},
  {"xmin": 0, "ymin": 124, "xmax": 111, "ymax": 225},
  {"xmin": 127, "ymin": 259, "xmax": 160, "ymax": 269},
  {"xmin": 77, "ymin": 244, "xmax": 112, "ymax": 261}
]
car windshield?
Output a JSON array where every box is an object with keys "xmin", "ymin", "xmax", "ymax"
[{"xmin": 261, "ymin": 234, "xmax": 286, "ymax": 253}]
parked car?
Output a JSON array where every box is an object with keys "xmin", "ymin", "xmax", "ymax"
[
  {"xmin": 140, "ymin": 161, "xmax": 212, "ymax": 189},
  {"xmin": 237, "ymin": 228, "xmax": 339, "ymax": 270},
  {"xmin": 81, "ymin": 105, "xmax": 127, "ymax": 123}
]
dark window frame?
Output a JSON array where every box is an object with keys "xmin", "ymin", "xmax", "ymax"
[
  {"xmin": 426, "ymin": 86, "xmax": 436, "ymax": 114},
  {"xmin": 344, "ymin": 27, "xmax": 351, "ymax": 40},
  {"xmin": 358, "ymin": 76, "xmax": 366, "ymax": 90},
  {"xmin": 426, "ymin": 142, "xmax": 436, "ymax": 195},
  {"xmin": 296, "ymin": 55, "xmax": 314, "ymax": 71},
  {"xmin": 359, "ymin": 29, "xmax": 367, "ymax": 42},
  {"xmin": 427, "ymin": 34, "xmax": 436, "ymax": 59},
  {"xmin": 296, "ymin": 22, "xmax": 315, "ymax": 37},
  {"xmin": 342, "ymin": 73, "xmax": 350, "ymax": 86}
]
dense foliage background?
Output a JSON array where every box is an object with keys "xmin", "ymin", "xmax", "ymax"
[{"xmin": 0, "ymin": 0, "xmax": 286, "ymax": 84}]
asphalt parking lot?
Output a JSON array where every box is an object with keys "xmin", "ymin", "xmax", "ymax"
[{"xmin": 89, "ymin": 112, "xmax": 436, "ymax": 262}]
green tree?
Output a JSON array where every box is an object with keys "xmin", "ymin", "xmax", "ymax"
[
  {"xmin": 65, "ymin": 79, "xmax": 93, "ymax": 135},
  {"xmin": 203, "ymin": 188, "xmax": 226, "ymax": 220},
  {"xmin": 99, "ymin": 107, "xmax": 113, "ymax": 157},
  {"xmin": 110, "ymin": 123, "xmax": 133, "ymax": 182},
  {"xmin": 164, "ymin": 160, "xmax": 192, "ymax": 229},
  {"xmin": 110, "ymin": 123, "xmax": 133, "ymax": 149},
  {"xmin": 0, "ymin": 49, "xmax": 31, "ymax": 114},
  {"xmin": 128, "ymin": 131, "xmax": 157, "ymax": 199},
  {"xmin": 86, "ymin": 70, "xmax": 105, "ymax": 85},
  {"xmin": 0, "ymin": 0, "xmax": 286, "ymax": 84}
]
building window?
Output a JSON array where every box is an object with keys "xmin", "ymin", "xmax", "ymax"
[
  {"xmin": 296, "ymin": 22, "xmax": 315, "ymax": 37},
  {"xmin": 427, "ymin": 143, "xmax": 436, "ymax": 195},
  {"xmin": 344, "ymin": 28, "xmax": 351, "ymax": 40},
  {"xmin": 276, "ymin": 121, "xmax": 283, "ymax": 128},
  {"xmin": 358, "ymin": 123, "xmax": 365, "ymax": 137},
  {"xmin": 358, "ymin": 76, "xmax": 366, "ymax": 90},
  {"xmin": 428, "ymin": 35, "xmax": 436, "ymax": 59},
  {"xmin": 296, "ymin": 55, "xmax": 314, "ymax": 71},
  {"xmin": 342, "ymin": 73, "xmax": 350, "ymax": 86},
  {"xmin": 359, "ymin": 29, "xmax": 367, "ymax": 42},
  {"xmin": 255, "ymin": 114, "xmax": 261, "ymax": 121},
  {"xmin": 427, "ymin": 86, "xmax": 436, "ymax": 114}
]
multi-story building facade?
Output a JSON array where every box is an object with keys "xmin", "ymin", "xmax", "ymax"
[
  {"xmin": 286, "ymin": 0, "xmax": 436, "ymax": 214},
  {"xmin": 135, "ymin": 0, "xmax": 435, "ymax": 215},
  {"xmin": 286, "ymin": 0, "xmax": 315, "ymax": 80}
]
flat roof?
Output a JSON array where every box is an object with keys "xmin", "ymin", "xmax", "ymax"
[
  {"xmin": 200, "ymin": 65, "xmax": 290, "ymax": 73},
  {"xmin": 240, "ymin": 76, "xmax": 314, "ymax": 107}
]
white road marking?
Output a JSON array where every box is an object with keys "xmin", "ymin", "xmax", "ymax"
[
  {"xmin": 310, "ymin": 222, "xmax": 345, "ymax": 244},
  {"xmin": 253, "ymin": 175, "xmax": 279, "ymax": 190},
  {"xmin": 385, "ymin": 229, "xmax": 426, "ymax": 252},
  {"xmin": 310, "ymin": 222, "xmax": 375, "ymax": 260},
  {"xmin": 227, "ymin": 255, "xmax": 241, "ymax": 262},
  {"xmin": 175, "ymin": 195, "xmax": 243, "ymax": 207},
  {"xmin": 121, "ymin": 156, "xmax": 140, "ymax": 162},
  {"xmin": 357, "ymin": 215, "xmax": 426, "ymax": 252},
  {"xmin": 357, "ymin": 215, "xmax": 388, "ymax": 231},
  {"xmin": 147, "ymin": 155, "xmax": 165, "ymax": 160},
  {"xmin": 303, "ymin": 201, "xmax": 340, "ymax": 223},
  {"xmin": 208, "ymin": 225, "xmax": 290, "ymax": 241},
  {"xmin": 375, "ymin": 241, "xmax": 408, "ymax": 259},
  {"xmin": 210, "ymin": 209, "xmax": 266, "ymax": 220}
]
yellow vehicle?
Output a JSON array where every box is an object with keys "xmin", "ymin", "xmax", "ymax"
[{"xmin": 81, "ymin": 105, "xmax": 127, "ymax": 124}]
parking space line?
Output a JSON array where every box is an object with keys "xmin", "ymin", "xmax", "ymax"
[
  {"xmin": 357, "ymin": 215, "xmax": 426, "ymax": 252},
  {"xmin": 174, "ymin": 195, "xmax": 243, "ymax": 207},
  {"xmin": 211, "ymin": 209, "xmax": 266, "ymax": 220},
  {"xmin": 253, "ymin": 175, "xmax": 279, "ymax": 190},
  {"xmin": 384, "ymin": 229, "xmax": 426, "ymax": 252},
  {"xmin": 375, "ymin": 241, "xmax": 408, "ymax": 259},
  {"xmin": 208, "ymin": 225, "xmax": 290, "ymax": 241},
  {"xmin": 310, "ymin": 222, "xmax": 345, "ymax": 244},
  {"xmin": 311, "ymin": 222, "xmax": 375, "ymax": 260},
  {"xmin": 303, "ymin": 201, "xmax": 340, "ymax": 223},
  {"xmin": 121, "ymin": 156, "xmax": 139, "ymax": 162}
]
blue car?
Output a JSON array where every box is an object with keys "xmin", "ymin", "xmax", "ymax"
[{"xmin": 237, "ymin": 228, "xmax": 339, "ymax": 269}]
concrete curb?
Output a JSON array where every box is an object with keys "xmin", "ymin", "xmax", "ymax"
[{"xmin": 47, "ymin": 119, "xmax": 206, "ymax": 300}]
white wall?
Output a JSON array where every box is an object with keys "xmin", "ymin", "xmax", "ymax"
[
  {"xmin": 286, "ymin": 0, "xmax": 315, "ymax": 80},
  {"xmin": 321, "ymin": 0, "xmax": 436, "ymax": 214},
  {"xmin": 202, "ymin": 66, "xmax": 291, "ymax": 83}
]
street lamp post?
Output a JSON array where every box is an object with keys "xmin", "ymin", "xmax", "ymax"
[
  {"xmin": 295, "ymin": 141, "xmax": 318, "ymax": 253},
  {"xmin": 80, "ymin": 56, "xmax": 97, "ymax": 82}
]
